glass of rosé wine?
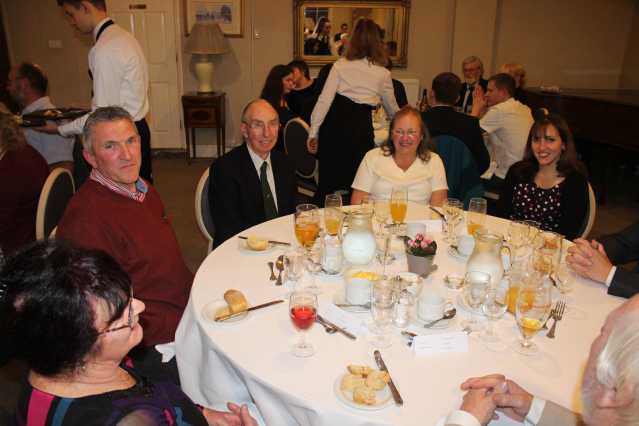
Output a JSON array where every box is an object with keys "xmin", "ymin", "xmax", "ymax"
[{"xmin": 289, "ymin": 290, "xmax": 318, "ymax": 357}]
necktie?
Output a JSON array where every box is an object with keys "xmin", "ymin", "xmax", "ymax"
[{"xmin": 260, "ymin": 161, "xmax": 278, "ymax": 220}]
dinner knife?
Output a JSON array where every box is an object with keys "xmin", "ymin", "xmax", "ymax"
[
  {"xmin": 374, "ymin": 350, "xmax": 404, "ymax": 406},
  {"xmin": 429, "ymin": 206, "xmax": 446, "ymax": 222},
  {"xmin": 316, "ymin": 315, "xmax": 356, "ymax": 340},
  {"xmin": 215, "ymin": 299, "xmax": 284, "ymax": 321},
  {"xmin": 238, "ymin": 236, "xmax": 291, "ymax": 246}
]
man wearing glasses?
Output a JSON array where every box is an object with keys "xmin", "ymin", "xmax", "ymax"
[
  {"xmin": 209, "ymin": 99, "xmax": 297, "ymax": 247},
  {"xmin": 57, "ymin": 106, "xmax": 192, "ymax": 382}
]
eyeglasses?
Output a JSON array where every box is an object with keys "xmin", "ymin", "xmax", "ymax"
[
  {"xmin": 245, "ymin": 120, "xmax": 280, "ymax": 132},
  {"xmin": 98, "ymin": 288, "xmax": 134, "ymax": 335},
  {"xmin": 392, "ymin": 129, "xmax": 419, "ymax": 139}
]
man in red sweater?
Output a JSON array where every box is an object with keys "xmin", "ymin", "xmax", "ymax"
[{"xmin": 57, "ymin": 106, "xmax": 192, "ymax": 381}]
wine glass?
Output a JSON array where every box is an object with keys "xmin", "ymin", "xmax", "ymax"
[
  {"xmin": 461, "ymin": 271, "xmax": 491, "ymax": 331},
  {"xmin": 480, "ymin": 281, "xmax": 508, "ymax": 345},
  {"xmin": 390, "ymin": 187, "xmax": 408, "ymax": 231},
  {"xmin": 467, "ymin": 198, "xmax": 487, "ymax": 236},
  {"xmin": 514, "ymin": 276, "xmax": 552, "ymax": 355},
  {"xmin": 294, "ymin": 204, "xmax": 320, "ymax": 254},
  {"xmin": 443, "ymin": 198, "xmax": 463, "ymax": 243},
  {"xmin": 289, "ymin": 290, "xmax": 318, "ymax": 357},
  {"xmin": 324, "ymin": 194, "xmax": 343, "ymax": 237},
  {"xmin": 372, "ymin": 196, "xmax": 390, "ymax": 236},
  {"xmin": 368, "ymin": 278, "xmax": 396, "ymax": 348},
  {"xmin": 523, "ymin": 220, "xmax": 541, "ymax": 244}
]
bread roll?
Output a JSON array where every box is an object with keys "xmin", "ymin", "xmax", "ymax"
[
  {"xmin": 340, "ymin": 374, "xmax": 365, "ymax": 391},
  {"xmin": 224, "ymin": 290, "xmax": 248, "ymax": 313},
  {"xmin": 365, "ymin": 370, "xmax": 390, "ymax": 390},
  {"xmin": 247, "ymin": 235, "xmax": 268, "ymax": 251},
  {"xmin": 347, "ymin": 365, "xmax": 373, "ymax": 376},
  {"xmin": 353, "ymin": 385, "xmax": 376, "ymax": 405}
]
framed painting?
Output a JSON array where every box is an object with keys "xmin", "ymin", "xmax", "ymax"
[{"xmin": 185, "ymin": 0, "xmax": 243, "ymax": 37}]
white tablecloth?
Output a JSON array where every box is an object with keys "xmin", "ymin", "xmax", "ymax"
[{"xmin": 175, "ymin": 205, "xmax": 623, "ymax": 426}]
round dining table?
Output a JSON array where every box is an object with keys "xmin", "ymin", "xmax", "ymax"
[{"xmin": 175, "ymin": 204, "xmax": 624, "ymax": 426}]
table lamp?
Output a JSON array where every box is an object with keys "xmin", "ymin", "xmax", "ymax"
[{"xmin": 185, "ymin": 22, "xmax": 230, "ymax": 93}]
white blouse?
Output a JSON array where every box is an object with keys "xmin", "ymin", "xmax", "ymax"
[
  {"xmin": 351, "ymin": 148, "xmax": 448, "ymax": 205},
  {"xmin": 308, "ymin": 58, "xmax": 399, "ymax": 139}
]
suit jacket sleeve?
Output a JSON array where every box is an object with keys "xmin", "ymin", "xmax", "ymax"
[
  {"xmin": 496, "ymin": 164, "xmax": 518, "ymax": 219},
  {"xmin": 537, "ymin": 401, "xmax": 584, "ymax": 426},
  {"xmin": 601, "ymin": 221, "xmax": 639, "ymax": 298},
  {"xmin": 274, "ymin": 154, "xmax": 298, "ymax": 217},
  {"xmin": 468, "ymin": 118, "xmax": 490, "ymax": 174},
  {"xmin": 209, "ymin": 160, "xmax": 245, "ymax": 247},
  {"xmin": 558, "ymin": 172, "xmax": 589, "ymax": 240}
]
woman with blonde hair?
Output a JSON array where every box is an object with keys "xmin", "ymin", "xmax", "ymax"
[
  {"xmin": 500, "ymin": 62, "xmax": 528, "ymax": 104},
  {"xmin": 307, "ymin": 18, "xmax": 399, "ymax": 203}
]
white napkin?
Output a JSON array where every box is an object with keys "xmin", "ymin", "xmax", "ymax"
[
  {"xmin": 319, "ymin": 303, "xmax": 369, "ymax": 336},
  {"xmin": 155, "ymin": 341, "xmax": 176, "ymax": 362}
]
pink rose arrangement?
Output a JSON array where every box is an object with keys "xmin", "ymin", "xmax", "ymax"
[{"xmin": 406, "ymin": 233, "xmax": 437, "ymax": 257}]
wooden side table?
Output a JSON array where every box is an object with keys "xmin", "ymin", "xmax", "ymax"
[{"xmin": 181, "ymin": 91, "xmax": 226, "ymax": 162}]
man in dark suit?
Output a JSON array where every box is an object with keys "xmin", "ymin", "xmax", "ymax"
[
  {"xmin": 455, "ymin": 56, "xmax": 488, "ymax": 115},
  {"xmin": 209, "ymin": 99, "xmax": 298, "ymax": 248},
  {"xmin": 567, "ymin": 221, "xmax": 639, "ymax": 299},
  {"xmin": 422, "ymin": 72, "xmax": 490, "ymax": 174}
]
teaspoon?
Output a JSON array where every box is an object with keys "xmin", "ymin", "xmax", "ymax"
[
  {"xmin": 423, "ymin": 307, "xmax": 457, "ymax": 328},
  {"xmin": 267, "ymin": 262, "xmax": 276, "ymax": 281}
]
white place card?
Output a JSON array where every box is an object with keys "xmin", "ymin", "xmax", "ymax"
[
  {"xmin": 320, "ymin": 303, "xmax": 369, "ymax": 336},
  {"xmin": 412, "ymin": 332, "xmax": 469, "ymax": 356}
]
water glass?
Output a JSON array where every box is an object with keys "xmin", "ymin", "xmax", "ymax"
[
  {"xmin": 480, "ymin": 280, "xmax": 508, "ymax": 344},
  {"xmin": 324, "ymin": 194, "xmax": 343, "ymax": 237},
  {"xmin": 372, "ymin": 196, "xmax": 390, "ymax": 236},
  {"xmin": 284, "ymin": 248, "xmax": 305, "ymax": 284},
  {"xmin": 369, "ymin": 279, "xmax": 396, "ymax": 348},
  {"xmin": 443, "ymin": 198, "xmax": 463, "ymax": 243},
  {"xmin": 465, "ymin": 271, "xmax": 491, "ymax": 309}
]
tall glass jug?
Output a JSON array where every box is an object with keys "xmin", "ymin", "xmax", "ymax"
[
  {"xmin": 465, "ymin": 228, "xmax": 510, "ymax": 287},
  {"xmin": 341, "ymin": 208, "xmax": 376, "ymax": 265}
]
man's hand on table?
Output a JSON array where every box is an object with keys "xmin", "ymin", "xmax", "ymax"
[
  {"xmin": 461, "ymin": 374, "xmax": 533, "ymax": 423},
  {"xmin": 202, "ymin": 402, "xmax": 258, "ymax": 426},
  {"xmin": 567, "ymin": 238, "xmax": 613, "ymax": 284},
  {"xmin": 33, "ymin": 121, "xmax": 60, "ymax": 135},
  {"xmin": 459, "ymin": 388, "xmax": 497, "ymax": 425}
]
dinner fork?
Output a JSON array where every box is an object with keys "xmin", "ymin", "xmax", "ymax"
[{"xmin": 546, "ymin": 300, "xmax": 566, "ymax": 339}]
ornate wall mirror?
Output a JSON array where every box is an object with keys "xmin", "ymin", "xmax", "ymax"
[{"xmin": 293, "ymin": 0, "xmax": 411, "ymax": 67}]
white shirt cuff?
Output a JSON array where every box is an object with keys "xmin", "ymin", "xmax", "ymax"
[
  {"xmin": 524, "ymin": 396, "xmax": 546, "ymax": 426},
  {"xmin": 604, "ymin": 266, "xmax": 617, "ymax": 287},
  {"xmin": 444, "ymin": 410, "xmax": 481, "ymax": 426}
]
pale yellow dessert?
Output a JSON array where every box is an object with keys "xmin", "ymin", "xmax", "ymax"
[{"xmin": 247, "ymin": 235, "xmax": 268, "ymax": 251}]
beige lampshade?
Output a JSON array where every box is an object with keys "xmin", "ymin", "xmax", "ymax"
[{"xmin": 186, "ymin": 22, "xmax": 230, "ymax": 55}]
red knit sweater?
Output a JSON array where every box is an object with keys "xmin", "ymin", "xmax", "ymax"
[{"xmin": 57, "ymin": 180, "xmax": 193, "ymax": 346}]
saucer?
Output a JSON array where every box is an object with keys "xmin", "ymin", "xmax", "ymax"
[
  {"xmin": 201, "ymin": 300, "xmax": 249, "ymax": 325},
  {"xmin": 410, "ymin": 311, "xmax": 455, "ymax": 330},
  {"xmin": 447, "ymin": 246, "xmax": 469, "ymax": 261},
  {"xmin": 334, "ymin": 373, "xmax": 393, "ymax": 410},
  {"xmin": 332, "ymin": 291, "xmax": 370, "ymax": 313}
]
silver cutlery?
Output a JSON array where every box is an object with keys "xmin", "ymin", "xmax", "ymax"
[
  {"xmin": 429, "ymin": 206, "xmax": 446, "ymax": 222},
  {"xmin": 374, "ymin": 350, "xmax": 403, "ymax": 406},
  {"xmin": 316, "ymin": 315, "xmax": 356, "ymax": 340},
  {"xmin": 423, "ymin": 307, "xmax": 456, "ymax": 328},
  {"xmin": 315, "ymin": 318, "xmax": 337, "ymax": 334},
  {"xmin": 335, "ymin": 302, "xmax": 371, "ymax": 310},
  {"xmin": 546, "ymin": 300, "xmax": 566, "ymax": 339},
  {"xmin": 267, "ymin": 262, "xmax": 276, "ymax": 281},
  {"xmin": 238, "ymin": 236, "xmax": 291, "ymax": 246},
  {"xmin": 275, "ymin": 255, "xmax": 285, "ymax": 286},
  {"xmin": 215, "ymin": 299, "xmax": 284, "ymax": 321}
]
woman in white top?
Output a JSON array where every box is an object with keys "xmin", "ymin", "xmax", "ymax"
[
  {"xmin": 351, "ymin": 106, "xmax": 448, "ymax": 206},
  {"xmin": 307, "ymin": 18, "xmax": 399, "ymax": 204}
]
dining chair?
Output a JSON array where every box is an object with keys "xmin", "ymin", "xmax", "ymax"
[
  {"xmin": 283, "ymin": 117, "xmax": 318, "ymax": 199},
  {"xmin": 433, "ymin": 135, "xmax": 484, "ymax": 209},
  {"xmin": 35, "ymin": 168, "xmax": 76, "ymax": 240},
  {"xmin": 578, "ymin": 182, "xmax": 597, "ymax": 239},
  {"xmin": 195, "ymin": 167, "xmax": 215, "ymax": 253}
]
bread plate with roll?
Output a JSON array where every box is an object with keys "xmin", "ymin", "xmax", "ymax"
[
  {"xmin": 334, "ymin": 364, "xmax": 393, "ymax": 410},
  {"xmin": 202, "ymin": 289, "xmax": 283, "ymax": 324},
  {"xmin": 237, "ymin": 235, "xmax": 277, "ymax": 254}
]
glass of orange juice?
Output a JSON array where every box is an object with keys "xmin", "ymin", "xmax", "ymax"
[
  {"xmin": 324, "ymin": 194, "xmax": 343, "ymax": 237},
  {"xmin": 514, "ymin": 274, "xmax": 552, "ymax": 355},
  {"xmin": 390, "ymin": 187, "xmax": 407, "ymax": 227},
  {"xmin": 295, "ymin": 204, "xmax": 320, "ymax": 252},
  {"xmin": 467, "ymin": 197, "xmax": 487, "ymax": 235}
]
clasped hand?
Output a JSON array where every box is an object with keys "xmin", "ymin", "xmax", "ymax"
[
  {"xmin": 566, "ymin": 238, "xmax": 613, "ymax": 284},
  {"xmin": 459, "ymin": 374, "xmax": 533, "ymax": 425}
]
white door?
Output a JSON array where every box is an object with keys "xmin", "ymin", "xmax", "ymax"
[{"xmin": 108, "ymin": 0, "xmax": 181, "ymax": 149}]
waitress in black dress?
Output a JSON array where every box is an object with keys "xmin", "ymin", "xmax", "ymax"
[
  {"xmin": 307, "ymin": 18, "xmax": 399, "ymax": 202},
  {"xmin": 261, "ymin": 64, "xmax": 297, "ymax": 151}
]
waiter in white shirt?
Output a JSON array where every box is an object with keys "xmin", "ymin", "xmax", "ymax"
[{"xmin": 41, "ymin": 0, "xmax": 152, "ymax": 182}]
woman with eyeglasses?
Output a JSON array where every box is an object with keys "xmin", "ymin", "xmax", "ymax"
[
  {"xmin": 307, "ymin": 18, "xmax": 400, "ymax": 203},
  {"xmin": 2, "ymin": 240, "xmax": 258, "ymax": 426},
  {"xmin": 351, "ymin": 105, "xmax": 448, "ymax": 206}
]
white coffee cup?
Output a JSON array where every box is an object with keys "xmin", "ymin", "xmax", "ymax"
[
  {"xmin": 345, "ymin": 276, "xmax": 372, "ymax": 305},
  {"xmin": 418, "ymin": 293, "xmax": 448, "ymax": 321},
  {"xmin": 457, "ymin": 234, "xmax": 475, "ymax": 256},
  {"xmin": 406, "ymin": 222, "xmax": 426, "ymax": 240}
]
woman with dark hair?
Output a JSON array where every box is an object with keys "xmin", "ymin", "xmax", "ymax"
[
  {"xmin": 0, "ymin": 112, "xmax": 49, "ymax": 255},
  {"xmin": 496, "ymin": 112, "xmax": 589, "ymax": 239},
  {"xmin": 351, "ymin": 105, "xmax": 447, "ymax": 206},
  {"xmin": 260, "ymin": 64, "xmax": 296, "ymax": 151},
  {"xmin": 1, "ymin": 240, "xmax": 257, "ymax": 426},
  {"xmin": 303, "ymin": 17, "xmax": 332, "ymax": 55},
  {"xmin": 307, "ymin": 18, "xmax": 399, "ymax": 202}
]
